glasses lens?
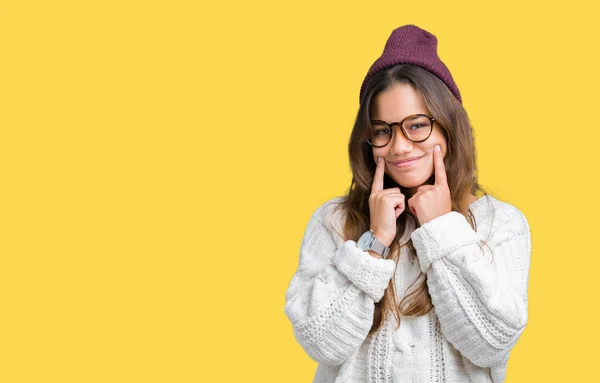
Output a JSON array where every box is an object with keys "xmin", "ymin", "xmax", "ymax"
[
  {"xmin": 402, "ymin": 115, "xmax": 432, "ymax": 142},
  {"xmin": 370, "ymin": 122, "xmax": 392, "ymax": 146}
]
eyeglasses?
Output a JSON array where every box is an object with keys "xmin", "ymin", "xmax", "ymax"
[{"xmin": 367, "ymin": 114, "xmax": 436, "ymax": 148}]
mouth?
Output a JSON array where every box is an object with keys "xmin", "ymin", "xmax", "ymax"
[{"xmin": 388, "ymin": 155, "xmax": 424, "ymax": 169}]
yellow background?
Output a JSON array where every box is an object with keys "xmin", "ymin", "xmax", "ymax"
[{"xmin": 1, "ymin": 0, "xmax": 598, "ymax": 381}]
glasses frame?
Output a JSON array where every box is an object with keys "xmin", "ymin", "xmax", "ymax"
[{"xmin": 367, "ymin": 113, "xmax": 436, "ymax": 148}]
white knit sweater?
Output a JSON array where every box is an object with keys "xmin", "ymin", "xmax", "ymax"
[{"xmin": 284, "ymin": 194, "xmax": 531, "ymax": 383}]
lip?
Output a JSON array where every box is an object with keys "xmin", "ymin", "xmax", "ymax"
[{"xmin": 389, "ymin": 155, "xmax": 424, "ymax": 168}]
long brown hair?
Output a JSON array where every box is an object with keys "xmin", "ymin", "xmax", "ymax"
[{"xmin": 330, "ymin": 64, "xmax": 493, "ymax": 336}]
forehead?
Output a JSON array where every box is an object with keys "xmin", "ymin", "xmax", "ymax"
[{"xmin": 369, "ymin": 83, "xmax": 428, "ymax": 121}]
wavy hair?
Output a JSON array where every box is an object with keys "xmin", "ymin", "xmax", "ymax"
[{"xmin": 330, "ymin": 64, "xmax": 494, "ymax": 336}]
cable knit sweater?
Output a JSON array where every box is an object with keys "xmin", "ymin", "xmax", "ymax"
[{"xmin": 284, "ymin": 194, "xmax": 531, "ymax": 383}]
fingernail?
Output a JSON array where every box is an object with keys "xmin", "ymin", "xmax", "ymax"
[
  {"xmin": 435, "ymin": 145, "xmax": 441, "ymax": 152},
  {"xmin": 377, "ymin": 156, "xmax": 381, "ymax": 162}
]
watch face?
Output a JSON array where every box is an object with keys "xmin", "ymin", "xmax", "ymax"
[{"xmin": 357, "ymin": 230, "xmax": 373, "ymax": 250}]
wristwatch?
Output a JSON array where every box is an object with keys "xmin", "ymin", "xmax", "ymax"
[{"xmin": 357, "ymin": 230, "xmax": 391, "ymax": 259}]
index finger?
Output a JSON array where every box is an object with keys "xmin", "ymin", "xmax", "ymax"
[
  {"xmin": 434, "ymin": 145, "xmax": 448, "ymax": 186},
  {"xmin": 372, "ymin": 156, "xmax": 385, "ymax": 193}
]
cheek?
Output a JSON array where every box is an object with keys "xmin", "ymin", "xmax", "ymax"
[
  {"xmin": 424, "ymin": 141, "xmax": 445, "ymax": 157},
  {"xmin": 439, "ymin": 141, "xmax": 448, "ymax": 156},
  {"xmin": 431, "ymin": 132, "xmax": 448, "ymax": 154},
  {"xmin": 441, "ymin": 139, "xmax": 449, "ymax": 156},
  {"xmin": 372, "ymin": 147, "xmax": 386, "ymax": 160}
]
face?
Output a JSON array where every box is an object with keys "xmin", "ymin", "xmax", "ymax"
[{"xmin": 369, "ymin": 83, "xmax": 448, "ymax": 194}]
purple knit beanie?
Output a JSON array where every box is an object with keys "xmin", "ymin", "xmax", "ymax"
[{"xmin": 359, "ymin": 25, "xmax": 462, "ymax": 105}]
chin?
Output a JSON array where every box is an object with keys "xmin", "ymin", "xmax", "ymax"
[
  {"xmin": 395, "ymin": 178, "xmax": 426, "ymax": 189},
  {"xmin": 390, "ymin": 173, "xmax": 430, "ymax": 189}
]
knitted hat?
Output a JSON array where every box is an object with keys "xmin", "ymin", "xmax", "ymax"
[{"xmin": 359, "ymin": 25, "xmax": 462, "ymax": 104}]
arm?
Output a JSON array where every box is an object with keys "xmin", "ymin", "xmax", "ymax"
[
  {"xmin": 284, "ymin": 200, "xmax": 396, "ymax": 366},
  {"xmin": 410, "ymin": 204, "xmax": 531, "ymax": 368}
]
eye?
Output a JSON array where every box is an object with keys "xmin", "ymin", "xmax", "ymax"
[
  {"xmin": 371, "ymin": 121, "xmax": 391, "ymax": 135},
  {"xmin": 408, "ymin": 124, "xmax": 427, "ymax": 131},
  {"xmin": 375, "ymin": 128, "xmax": 391, "ymax": 136}
]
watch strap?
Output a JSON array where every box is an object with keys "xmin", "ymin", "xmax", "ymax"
[{"xmin": 368, "ymin": 230, "xmax": 391, "ymax": 259}]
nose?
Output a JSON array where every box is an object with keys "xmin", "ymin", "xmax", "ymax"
[{"xmin": 389, "ymin": 127, "xmax": 413, "ymax": 154}]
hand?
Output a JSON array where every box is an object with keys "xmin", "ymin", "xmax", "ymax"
[
  {"xmin": 407, "ymin": 145, "xmax": 451, "ymax": 225},
  {"xmin": 368, "ymin": 156, "xmax": 406, "ymax": 247}
]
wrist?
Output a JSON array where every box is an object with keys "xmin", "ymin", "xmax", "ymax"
[
  {"xmin": 357, "ymin": 229, "xmax": 392, "ymax": 259},
  {"xmin": 367, "ymin": 249, "xmax": 383, "ymax": 259},
  {"xmin": 372, "ymin": 231, "xmax": 394, "ymax": 248}
]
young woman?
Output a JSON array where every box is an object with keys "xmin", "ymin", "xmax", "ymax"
[{"xmin": 284, "ymin": 25, "xmax": 531, "ymax": 383}]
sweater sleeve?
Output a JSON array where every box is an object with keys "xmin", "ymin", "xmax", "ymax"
[
  {"xmin": 410, "ymin": 204, "xmax": 531, "ymax": 368},
  {"xmin": 284, "ymin": 200, "xmax": 396, "ymax": 366}
]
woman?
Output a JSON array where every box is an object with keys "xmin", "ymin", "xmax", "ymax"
[{"xmin": 284, "ymin": 25, "xmax": 531, "ymax": 383}]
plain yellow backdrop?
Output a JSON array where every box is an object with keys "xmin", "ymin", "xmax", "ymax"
[{"xmin": 1, "ymin": 0, "xmax": 599, "ymax": 381}]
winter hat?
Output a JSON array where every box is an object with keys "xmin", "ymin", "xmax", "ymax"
[{"xmin": 359, "ymin": 25, "xmax": 462, "ymax": 104}]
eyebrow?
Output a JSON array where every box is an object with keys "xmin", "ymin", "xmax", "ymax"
[{"xmin": 371, "ymin": 113, "xmax": 429, "ymax": 123}]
